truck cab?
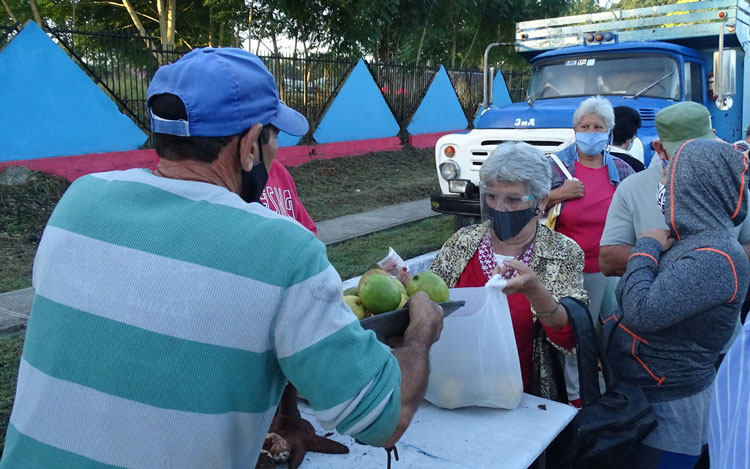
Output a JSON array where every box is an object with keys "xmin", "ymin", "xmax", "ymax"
[{"xmin": 431, "ymin": 0, "xmax": 749, "ymax": 228}]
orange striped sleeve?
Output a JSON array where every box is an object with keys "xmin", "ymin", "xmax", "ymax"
[{"xmin": 629, "ymin": 252, "xmax": 659, "ymax": 265}]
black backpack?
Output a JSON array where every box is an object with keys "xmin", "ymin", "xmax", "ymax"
[{"xmin": 554, "ymin": 297, "xmax": 658, "ymax": 469}]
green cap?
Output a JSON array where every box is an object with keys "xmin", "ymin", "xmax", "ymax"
[{"xmin": 655, "ymin": 102, "xmax": 717, "ymax": 156}]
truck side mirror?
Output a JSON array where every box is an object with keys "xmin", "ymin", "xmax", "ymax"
[{"xmin": 713, "ymin": 49, "xmax": 736, "ymax": 110}]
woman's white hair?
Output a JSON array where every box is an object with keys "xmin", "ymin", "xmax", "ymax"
[
  {"xmin": 479, "ymin": 141, "xmax": 551, "ymax": 200},
  {"xmin": 573, "ymin": 96, "xmax": 615, "ymax": 130}
]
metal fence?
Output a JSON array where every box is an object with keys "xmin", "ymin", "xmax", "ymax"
[{"xmin": 1, "ymin": 24, "xmax": 530, "ymax": 137}]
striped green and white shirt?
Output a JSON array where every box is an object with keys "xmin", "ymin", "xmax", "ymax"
[{"xmin": 1, "ymin": 169, "xmax": 401, "ymax": 468}]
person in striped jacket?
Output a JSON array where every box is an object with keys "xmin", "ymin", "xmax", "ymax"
[{"xmin": 0, "ymin": 48, "xmax": 443, "ymax": 468}]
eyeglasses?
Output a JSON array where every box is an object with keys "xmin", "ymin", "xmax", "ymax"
[{"xmin": 485, "ymin": 193, "xmax": 535, "ymax": 211}]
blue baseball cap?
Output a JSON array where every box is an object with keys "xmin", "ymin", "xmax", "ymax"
[{"xmin": 146, "ymin": 47, "xmax": 308, "ymax": 137}]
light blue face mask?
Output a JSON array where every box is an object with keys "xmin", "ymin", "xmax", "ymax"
[{"xmin": 575, "ymin": 132, "xmax": 610, "ymax": 156}]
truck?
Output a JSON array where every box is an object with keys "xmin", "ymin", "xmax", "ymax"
[{"xmin": 431, "ymin": 0, "xmax": 749, "ymax": 229}]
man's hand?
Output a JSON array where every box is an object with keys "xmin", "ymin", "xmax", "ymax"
[
  {"xmin": 640, "ymin": 229, "xmax": 674, "ymax": 251},
  {"xmin": 403, "ymin": 292, "xmax": 443, "ymax": 346},
  {"xmin": 559, "ymin": 178, "xmax": 585, "ymax": 200}
]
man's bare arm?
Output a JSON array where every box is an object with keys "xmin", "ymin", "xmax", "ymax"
[
  {"xmin": 599, "ymin": 244, "xmax": 633, "ymax": 277},
  {"xmin": 383, "ymin": 293, "xmax": 443, "ymax": 447}
]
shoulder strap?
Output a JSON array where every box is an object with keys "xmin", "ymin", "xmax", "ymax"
[
  {"xmin": 549, "ymin": 153, "xmax": 573, "ymax": 180},
  {"xmin": 559, "ymin": 297, "xmax": 616, "ymax": 406}
]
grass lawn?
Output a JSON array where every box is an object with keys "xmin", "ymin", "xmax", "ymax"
[
  {"xmin": 0, "ymin": 334, "xmax": 23, "ymax": 455},
  {"xmin": 288, "ymin": 146, "xmax": 438, "ymax": 221},
  {"xmin": 0, "ymin": 147, "xmax": 451, "ymax": 453},
  {"xmin": 0, "ymin": 171, "xmax": 70, "ymax": 293}
]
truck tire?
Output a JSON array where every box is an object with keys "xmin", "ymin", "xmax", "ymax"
[{"xmin": 454, "ymin": 214, "xmax": 481, "ymax": 231}]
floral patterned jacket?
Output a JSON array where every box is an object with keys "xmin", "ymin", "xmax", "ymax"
[{"xmin": 429, "ymin": 220, "xmax": 588, "ymax": 402}]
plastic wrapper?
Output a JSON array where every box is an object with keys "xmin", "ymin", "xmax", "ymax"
[{"xmin": 377, "ymin": 247, "xmax": 408, "ymax": 276}]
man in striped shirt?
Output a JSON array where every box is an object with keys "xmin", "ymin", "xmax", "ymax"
[
  {"xmin": 0, "ymin": 48, "xmax": 444, "ymax": 468},
  {"xmin": 710, "ymin": 318, "xmax": 750, "ymax": 468}
]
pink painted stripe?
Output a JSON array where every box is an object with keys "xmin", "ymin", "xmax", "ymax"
[
  {"xmin": 0, "ymin": 137, "xmax": 408, "ymax": 178},
  {"xmin": 409, "ymin": 130, "xmax": 466, "ymax": 149},
  {"xmin": 0, "ymin": 150, "xmax": 159, "ymax": 182}
]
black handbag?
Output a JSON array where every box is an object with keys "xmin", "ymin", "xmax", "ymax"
[{"xmin": 556, "ymin": 297, "xmax": 658, "ymax": 469}]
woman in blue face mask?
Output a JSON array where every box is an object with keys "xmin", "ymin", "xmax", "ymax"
[
  {"xmin": 424, "ymin": 141, "xmax": 589, "ymax": 406},
  {"xmin": 547, "ymin": 97, "xmax": 635, "ymax": 329}
]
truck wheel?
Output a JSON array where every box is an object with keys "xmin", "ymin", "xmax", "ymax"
[{"xmin": 454, "ymin": 215, "xmax": 481, "ymax": 231}]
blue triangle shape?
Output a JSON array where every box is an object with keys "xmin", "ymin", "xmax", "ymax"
[
  {"xmin": 277, "ymin": 131, "xmax": 301, "ymax": 147},
  {"xmin": 313, "ymin": 59, "xmax": 399, "ymax": 144},
  {"xmin": 407, "ymin": 66, "xmax": 468, "ymax": 135},
  {"xmin": 0, "ymin": 22, "xmax": 147, "ymax": 162},
  {"xmin": 473, "ymin": 70, "xmax": 513, "ymax": 127}
]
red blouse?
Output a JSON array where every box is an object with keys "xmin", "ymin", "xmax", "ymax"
[{"xmin": 455, "ymin": 249, "xmax": 575, "ymax": 392}]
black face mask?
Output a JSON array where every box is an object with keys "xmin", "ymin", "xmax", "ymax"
[
  {"xmin": 240, "ymin": 133, "xmax": 269, "ymax": 203},
  {"xmin": 486, "ymin": 205, "xmax": 537, "ymax": 241}
]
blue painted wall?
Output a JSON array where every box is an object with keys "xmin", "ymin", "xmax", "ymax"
[
  {"xmin": 277, "ymin": 132, "xmax": 301, "ymax": 147},
  {"xmin": 407, "ymin": 66, "xmax": 468, "ymax": 135},
  {"xmin": 313, "ymin": 59, "xmax": 400, "ymax": 144},
  {"xmin": 0, "ymin": 22, "xmax": 146, "ymax": 162},
  {"xmin": 473, "ymin": 69, "xmax": 514, "ymax": 127}
]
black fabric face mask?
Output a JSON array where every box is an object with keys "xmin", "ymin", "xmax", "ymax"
[
  {"xmin": 240, "ymin": 133, "xmax": 269, "ymax": 203},
  {"xmin": 486, "ymin": 205, "xmax": 537, "ymax": 241}
]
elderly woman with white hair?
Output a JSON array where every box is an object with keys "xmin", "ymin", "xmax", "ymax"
[
  {"xmin": 429, "ymin": 141, "xmax": 588, "ymax": 404},
  {"xmin": 548, "ymin": 96, "xmax": 635, "ymax": 323}
]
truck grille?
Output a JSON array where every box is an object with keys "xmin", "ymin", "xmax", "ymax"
[
  {"xmin": 638, "ymin": 108, "xmax": 657, "ymax": 121},
  {"xmin": 480, "ymin": 139, "xmax": 564, "ymax": 146}
]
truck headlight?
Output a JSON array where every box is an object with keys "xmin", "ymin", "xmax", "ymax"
[{"xmin": 440, "ymin": 161, "xmax": 459, "ymax": 180}]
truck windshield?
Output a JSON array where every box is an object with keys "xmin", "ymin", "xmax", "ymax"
[{"xmin": 528, "ymin": 54, "xmax": 681, "ymax": 101}]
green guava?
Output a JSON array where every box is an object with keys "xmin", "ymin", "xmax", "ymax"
[
  {"xmin": 406, "ymin": 271, "xmax": 450, "ymax": 303},
  {"xmin": 359, "ymin": 274, "xmax": 402, "ymax": 314},
  {"xmin": 344, "ymin": 295, "xmax": 366, "ymax": 320},
  {"xmin": 391, "ymin": 276, "xmax": 407, "ymax": 297},
  {"xmin": 358, "ymin": 268, "xmax": 390, "ymax": 291}
]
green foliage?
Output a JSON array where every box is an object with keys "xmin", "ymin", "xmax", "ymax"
[
  {"xmin": 1, "ymin": 0, "xmax": 598, "ymax": 70},
  {"xmin": 617, "ymin": 0, "xmax": 680, "ymax": 10}
]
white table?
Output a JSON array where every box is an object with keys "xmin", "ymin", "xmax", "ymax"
[{"xmin": 290, "ymin": 393, "xmax": 577, "ymax": 469}]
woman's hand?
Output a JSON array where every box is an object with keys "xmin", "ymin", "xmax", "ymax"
[
  {"xmin": 494, "ymin": 259, "xmax": 543, "ymax": 296},
  {"xmin": 640, "ymin": 229, "xmax": 674, "ymax": 251},
  {"xmin": 493, "ymin": 259, "xmax": 567, "ymax": 329},
  {"xmin": 559, "ymin": 178, "xmax": 585, "ymax": 200}
]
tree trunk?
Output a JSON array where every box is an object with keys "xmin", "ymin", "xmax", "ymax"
[
  {"xmin": 460, "ymin": 19, "xmax": 481, "ymax": 69},
  {"xmin": 450, "ymin": 26, "xmax": 457, "ymax": 69},
  {"xmin": 156, "ymin": 0, "xmax": 167, "ymax": 50},
  {"xmin": 167, "ymin": 0, "xmax": 176, "ymax": 51},
  {"xmin": 208, "ymin": 6, "xmax": 213, "ymax": 47},
  {"xmin": 2, "ymin": 0, "xmax": 17, "ymax": 23},
  {"xmin": 247, "ymin": 2, "xmax": 253, "ymax": 52},
  {"xmin": 28, "ymin": 0, "xmax": 42, "ymax": 25},
  {"xmin": 218, "ymin": 22, "xmax": 224, "ymax": 47},
  {"xmin": 255, "ymin": 22, "xmax": 265, "ymax": 54},
  {"xmin": 272, "ymin": 34, "xmax": 284, "ymax": 101},
  {"xmin": 121, "ymin": 0, "xmax": 160, "ymax": 62},
  {"xmin": 415, "ymin": 18, "xmax": 428, "ymax": 67}
]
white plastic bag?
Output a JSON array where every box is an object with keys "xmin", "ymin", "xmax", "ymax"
[{"xmin": 425, "ymin": 275, "xmax": 524, "ymax": 409}]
